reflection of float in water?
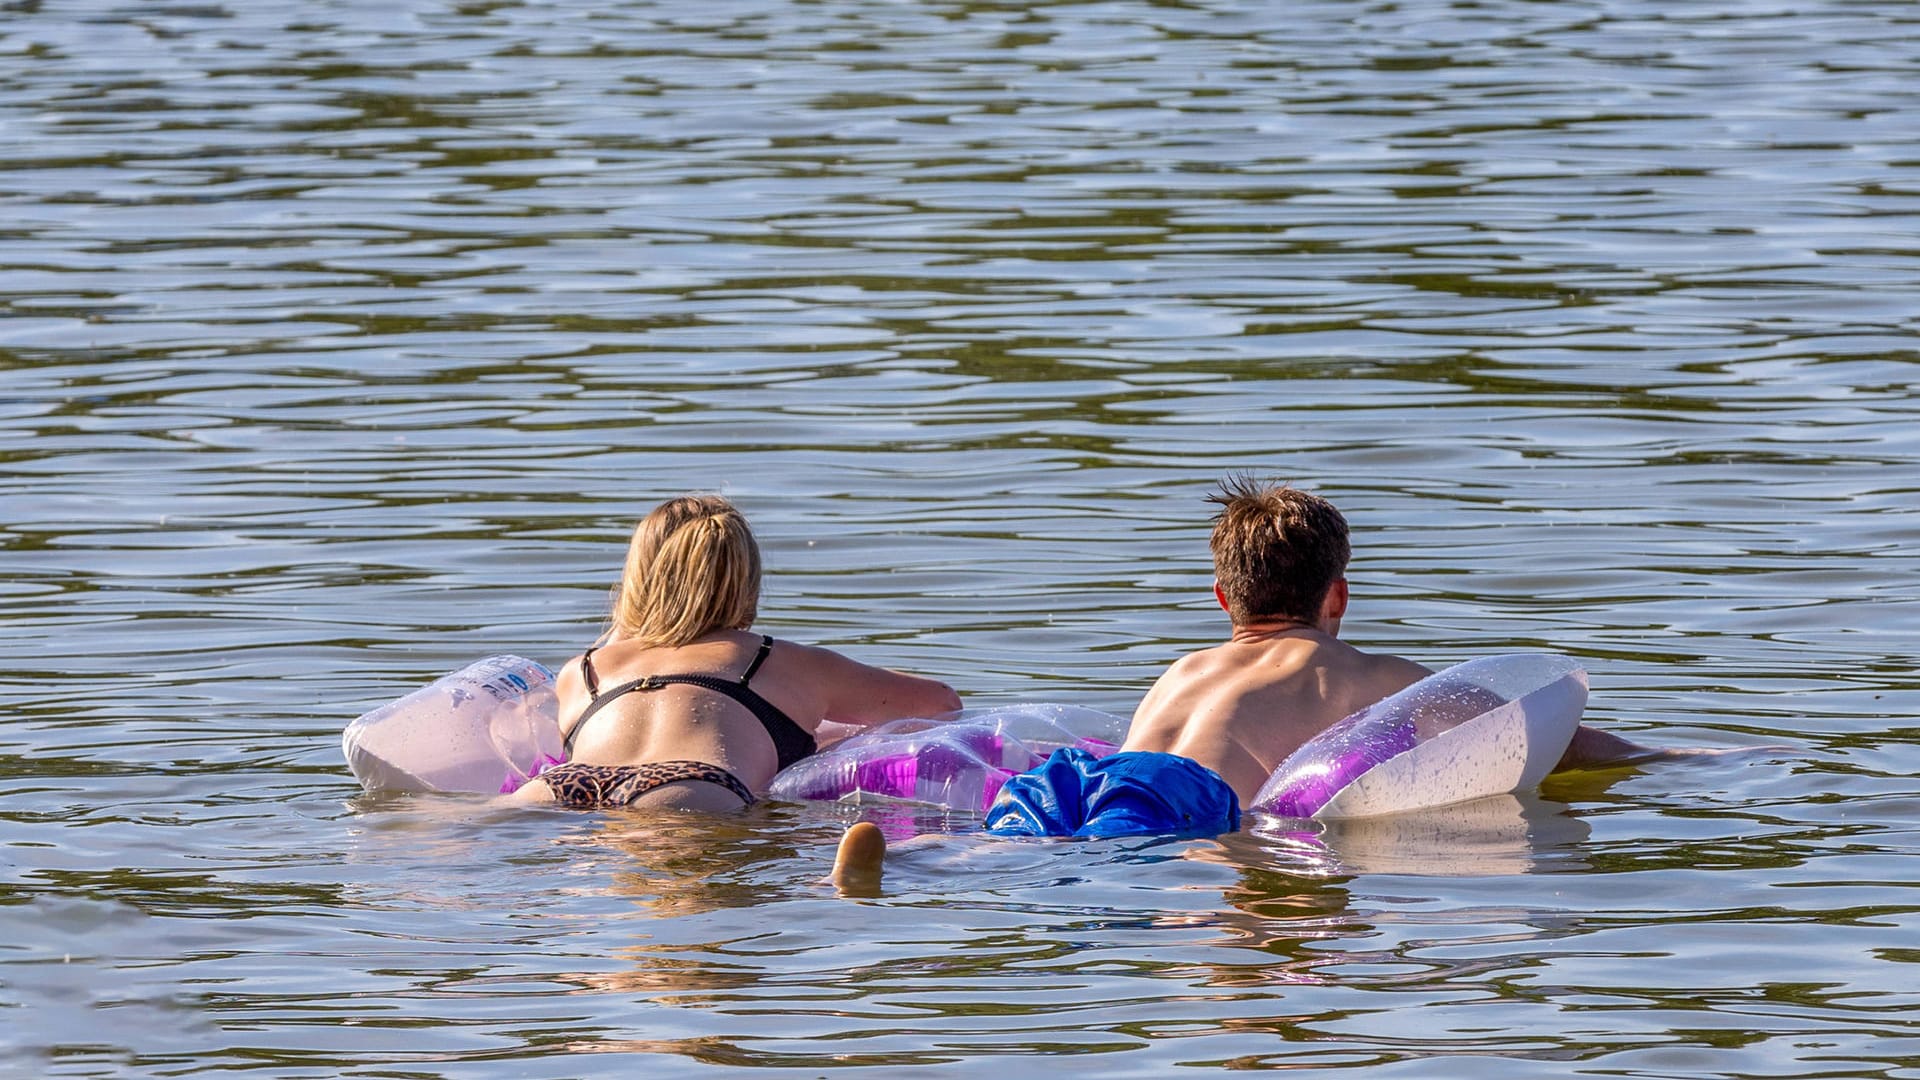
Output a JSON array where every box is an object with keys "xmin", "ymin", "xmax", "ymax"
[{"xmin": 1250, "ymin": 791, "xmax": 1592, "ymax": 877}]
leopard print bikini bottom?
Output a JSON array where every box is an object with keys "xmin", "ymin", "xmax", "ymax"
[{"xmin": 536, "ymin": 760, "xmax": 756, "ymax": 809}]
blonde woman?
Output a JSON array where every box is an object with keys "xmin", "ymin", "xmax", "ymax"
[{"xmin": 513, "ymin": 494, "xmax": 961, "ymax": 811}]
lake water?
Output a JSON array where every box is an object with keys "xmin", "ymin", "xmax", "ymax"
[{"xmin": 4, "ymin": 0, "xmax": 1919, "ymax": 1075}]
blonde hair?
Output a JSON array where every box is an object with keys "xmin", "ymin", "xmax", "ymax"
[{"xmin": 610, "ymin": 495, "xmax": 761, "ymax": 647}]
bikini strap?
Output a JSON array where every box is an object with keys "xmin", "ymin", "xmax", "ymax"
[
  {"xmin": 561, "ymin": 665, "xmax": 814, "ymax": 770},
  {"xmin": 740, "ymin": 634, "xmax": 774, "ymax": 685},
  {"xmin": 563, "ymin": 674, "xmax": 660, "ymax": 755},
  {"xmin": 580, "ymin": 645, "xmax": 602, "ymax": 696}
]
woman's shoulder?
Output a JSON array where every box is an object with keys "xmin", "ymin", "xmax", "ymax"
[
  {"xmin": 554, "ymin": 649, "xmax": 591, "ymax": 690},
  {"xmin": 758, "ymin": 635, "xmax": 867, "ymax": 672}
]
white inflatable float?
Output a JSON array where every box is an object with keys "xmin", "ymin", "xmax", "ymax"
[
  {"xmin": 341, "ymin": 653, "xmax": 1587, "ymax": 823},
  {"xmin": 1248, "ymin": 653, "xmax": 1588, "ymax": 820},
  {"xmin": 342, "ymin": 655, "xmax": 564, "ymax": 794}
]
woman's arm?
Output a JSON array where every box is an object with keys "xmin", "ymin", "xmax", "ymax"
[{"xmin": 806, "ymin": 644, "xmax": 962, "ymax": 727}]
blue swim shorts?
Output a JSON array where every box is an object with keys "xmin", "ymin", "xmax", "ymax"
[{"xmin": 983, "ymin": 747, "xmax": 1242, "ymax": 838}]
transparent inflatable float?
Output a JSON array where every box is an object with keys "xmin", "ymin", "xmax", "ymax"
[{"xmin": 1250, "ymin": 653, "xmax": 1588, "ymax": 820}]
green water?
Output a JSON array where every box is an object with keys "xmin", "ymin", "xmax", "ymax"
[{"xmin": 3, "ymin": 0, "xmax": 1919, "ymax": 1075}]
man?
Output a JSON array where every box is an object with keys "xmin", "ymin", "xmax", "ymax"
[
  {"xmin": 983, "ymin": 476, "xmax": 1649, "ymax": 839},
  {"xmin": 1118, "ymin": 476, "xmax": 1431, "ymax": 806}
]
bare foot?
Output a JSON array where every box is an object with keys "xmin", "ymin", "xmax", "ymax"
[{"xmin": 831, "ymin": 822, "xmax": 885, "ymax": 894}]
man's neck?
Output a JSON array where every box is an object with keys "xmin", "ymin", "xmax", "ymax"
[{"xmin": 1229, "ymin": 617, "xmax": 1328, "ymax": 644}]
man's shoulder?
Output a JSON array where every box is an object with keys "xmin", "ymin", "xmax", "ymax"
[
  {"xmin": 1347, "ymin": 648, "xmax": 1432, "ymax": 696},
  {"xmin": 1152, "ymin": 634, "xmax": 1426, "ymax": 696},
  {"xmin": 1360, "ymin": 648, "xmax": 1431, "ymax": 679},
  {"xmin": 1149, "ymin": 641, "xmax": 1235, "ymax": 681},
  {"xmin": 1170, "ymin": 640, "xmax": 1235, "ymax": 668}
]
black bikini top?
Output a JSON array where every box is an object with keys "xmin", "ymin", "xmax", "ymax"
[{"xmin": 563, "ymin": 634, "xmax": 817, "ymax": 771}]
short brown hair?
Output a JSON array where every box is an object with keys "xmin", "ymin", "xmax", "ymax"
[
  {"xmin": 611, "ymin": 495, "xmax": 761, "ymax": 647},
  {"xmin": 1208, "ymin": 476, "xmax": 1350, "ymax": 624}
]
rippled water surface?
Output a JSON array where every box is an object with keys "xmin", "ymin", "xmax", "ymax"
[{"xmin": 4, "ymin": 0, "xmax": 1920, "ymax": 1076}]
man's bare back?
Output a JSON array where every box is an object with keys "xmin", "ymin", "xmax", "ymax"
[{"xmin": 1123, "ymin": 625, "xmax": 1430, "ymax": 804}]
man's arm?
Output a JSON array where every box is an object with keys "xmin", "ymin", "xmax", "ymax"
[
  {"xmin": 1555, "ymin": 724, "xmax": 1656, "ymax": 771},
  {"xmin": 1555, "ymin": 722, "xmax": 1746, "ymax": 771}
]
